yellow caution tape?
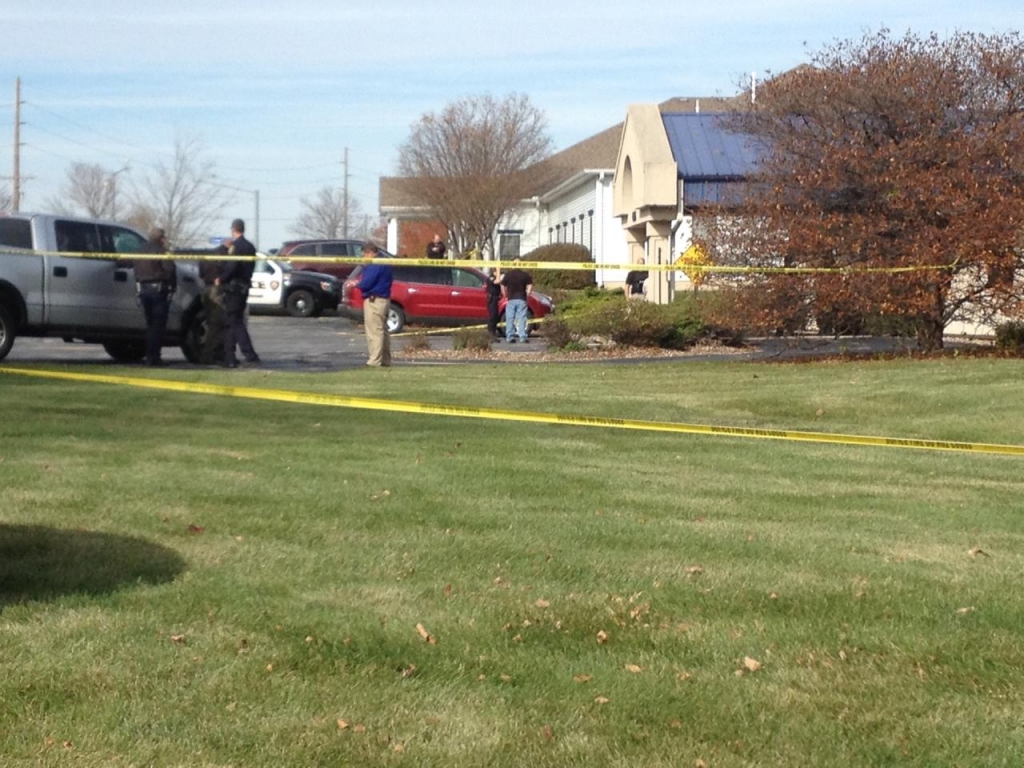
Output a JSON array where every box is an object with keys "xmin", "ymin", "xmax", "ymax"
[
  {"xmin": 17, "ymin": 249, "xmax": 957, "ymax": 274},
  {"xmin": 1, "ymin": 366, "xmax": 1021, "ymax": 457}
]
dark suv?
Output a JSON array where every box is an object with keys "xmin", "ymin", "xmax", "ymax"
[{"xmin": 277, "ymin": 239, "xmax": 371, "ymax": 281}]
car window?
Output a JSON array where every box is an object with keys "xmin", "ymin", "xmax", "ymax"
[
  {"xmin": 290, "ymin": 244, "xmax": 316, "ymax": 256},
  {"xmin": 452, "ymin": 269, "xmax": 483, "ymax": 288},
  {"xmin": 0, "ymin": 218, "xmax": 33, "ymax": 249},
  {"xmin": 254, "ymin": 258, "xmax": 273, "ymax": 274},
  {"xmin": 102, "ymin": 225, "xmax": 146, "ymax": 254},
  {"xmin": 395, "ymin": 266, "xmax": 451, "ymax": 285},
  {"xmin": 319, "ymin": 242, "xmax": 350, "ymax": 256},
  {"xmin": 55, "ymin": 220, "xmax": 101, "ymax": 254}
]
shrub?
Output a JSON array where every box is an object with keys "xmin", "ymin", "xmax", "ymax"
[
  {"xmin": 521, "ymin": 244, "xmax": 596, "ymax": 291},
  {"xmin": 557, "ymin": 293, "xmax": 708, "ymax": 350},
  {"xmin": 452, "ymin": 327, "xmax": 493, "ymax": 351},
  {"xmin": 995, "ymin": 321, "xmax": 1024, "ymax": 351},
  {"xmin": 540, "ymin": 316, "xmax": 574, "ymax": 349},
  {"xmin": 403, "ymin": 332, "xmax": 432, "ymax": 351}
]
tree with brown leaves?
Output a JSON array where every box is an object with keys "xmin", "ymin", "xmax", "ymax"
[
  {"xmin": 397, "ymin": 94, "xmax": 551, "ymax": 257},
  {"xmin": 705, "ymin": 29, "xmax": 1024, "ymax": 350}
]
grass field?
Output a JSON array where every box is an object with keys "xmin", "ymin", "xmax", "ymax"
[{"xmin": 2, "ymin": 357, "xmax": 1023, "ymax": 767}]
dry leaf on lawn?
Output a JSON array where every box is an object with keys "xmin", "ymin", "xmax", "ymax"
[
  {"xmin": 625, "ymin": 664, "xmax": 643, "ymax": 674},
  {"xmin": 596, "ymin": 630, "xmax": 609, "ymax": 644},
  {"xmin": 743, "ymin": 656, "xmax": 763, "ymax": 672},
  {"xmin": 594, "ymin": 696, "xmax": 610, "ymax": 705},
  {"xmin": 169, "ymin": 634, "xmax": 186, "ymax": 644},
  {"xmin": 535, "ymin": 598, "xmax": 550, "ymax": 608},
  {"xmin": 415, "ymin": 623, "xmax": 437, "ymax": 644},
  {"xmin": 685, "ymin": 565, "xmax": 704, "ymax": 576},
  {"xmin": 337, "ymin": 719, "xmax": 350, "ymax": 730}
]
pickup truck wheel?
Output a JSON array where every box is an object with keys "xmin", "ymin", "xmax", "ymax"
[
  {"xmin": 387, "ymin": 304, "xmax": 405, "ymax": 334},
  {"xmin": 103, "ymin": 340, "xmax": 147, "ymax": 362},
  {"xmin": 286, "ymin": 289, "xmax": 316, "ymax": 318},
  {"xmin": 0, "ymin": 304, "xmax": 16, "ymax": 362},
  {"xmin": 181, "ymin": 311, "xmax": 205, "ymax": 364}
]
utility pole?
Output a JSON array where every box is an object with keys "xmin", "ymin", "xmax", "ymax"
[
  {"xmin": 13, "ymin": 77, "xmax": 22, "ymax": 212},
  {"xmin": 343, "ymin": 147, "xmax": 350, "ymax": 238}
]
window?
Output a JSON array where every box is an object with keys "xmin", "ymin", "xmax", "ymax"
[
  {"xmin": 254, "ymin": 259, "xmax": 273, "ymax": 274},
  {"xmin": 499, "ymin": 232, "xmax": 521, "ymax": 259},
  {"xmin": 290, "ymin": 244, "xmax": 316, "ymax": 256},
  {"xmin": 103, "ymin": 225, "xmax": 146, "ymax": 254},
  {"xmin": 320, "ymin": 242, "xmax": 351, "ymax": 256},
  {"xmin": 452, "ymin": 269, "xmax": 483, "ymax": 288},
  {"xmin": 0, "ymin": 218, "xmax": 32, "ymax": 249},
  {"xmin": 55, "ymin": 220, "xmax": 101, "ymax": 254}
]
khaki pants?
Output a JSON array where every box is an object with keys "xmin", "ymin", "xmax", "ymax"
[{"xmin": 363, "ymin": 296, "xmax": 391, "ymax": 367}]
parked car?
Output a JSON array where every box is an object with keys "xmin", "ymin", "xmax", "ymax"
[
  {"xmin": 247, "ymin": 256, "xmax": 340, "ymax": 317},
  {"xmin": 341, "ymin": 264, "xmax": 554, "ymax": 333},
  {"xmin": 277, "ymin": 239, "xmax": 381, "ymax": 282}
]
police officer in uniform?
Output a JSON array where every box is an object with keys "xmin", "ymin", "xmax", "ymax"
[
  {"xmin": 216, "ymin": 219, "xmax": 261, "ymax": 367},
  {"xmin": 133, "ymin": 228, "xmax": 176, "ymax": 366}
]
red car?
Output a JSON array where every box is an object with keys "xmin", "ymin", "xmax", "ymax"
[{"xmin": 342, "ymin": 265, "xmax": 554, "ymax": 333}]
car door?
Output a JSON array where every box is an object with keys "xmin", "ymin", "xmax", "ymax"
[
  {"xmin": 448, "ymin": 268, "xmax": 488, "ymax": 320},
  {"xmin": 46, "ymin": 219, "xmax": 125, "ymax": 328},
  {"xmin": 99, "ymin": 223, "xmax": 150, "ymax": 329},
  {"xmin": 248, "ymin": 258, "xmax": 283, "ymax": 308},
  {"xmin": 396, "ymin": 266, "xmax": 451, "ymax": 320}
]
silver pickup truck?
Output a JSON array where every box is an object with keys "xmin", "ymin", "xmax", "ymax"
[{"xmin": 0, "ymin": 212, "xmax": 206, "ymax": 362}]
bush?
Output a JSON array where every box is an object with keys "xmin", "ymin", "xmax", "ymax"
[
  {"xmin": 540, "ymin": 316, "xmax": 574, "ymax": 349},
  {"xmin": 452, "ymin": 327, "xmax": 493, "ymax": 351},
  {"xmin": 521, "ymin": 244, "xmax": 596, "ymax": 291},
  {"xmin": 403, "ymin": 332, "xmax": 432, "ymax": 351},
  {"xmin": 554, "ymin": 291, "xmax": 708, "ymax": 350},
  {"xmin": 995, "ymin": 321, "xmax": 1024, "ymax": 351}
]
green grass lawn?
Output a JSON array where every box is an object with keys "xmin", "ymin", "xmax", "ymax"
[{"xmin": 2, "ymin": 358, "xmax": 1023, "ymax": 767}]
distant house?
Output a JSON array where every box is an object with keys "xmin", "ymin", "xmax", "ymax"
[
  {"xmin": 378, "ymin": 97, "xmax": 743, "ymax": 287},
  {"xmin": 612, "ymin": 105, "xmax": 761, "ymax": 302}
]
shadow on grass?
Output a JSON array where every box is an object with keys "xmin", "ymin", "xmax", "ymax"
[{"xmin": 0, "ymin": 524, "xmax": 186, "ymax": 606}]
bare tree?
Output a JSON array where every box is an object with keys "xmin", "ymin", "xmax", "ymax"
[
  {"xmin": 397, "ymin": 94, "xmax": 552, "ymax": 256},
  {"xmin": 291, "ymin": 186, "xmax": 365, "ymax": 239},
  {"xmin": 45, "ymin": 162, "xmax": 130, "ymax": 219},
  {"xmin": 128, "ymin": 135, "xmax": 228, "ymax": 248},
  {"xmin": 703, "ymin": 29, "xmax": 1024, "ymax": 350}
]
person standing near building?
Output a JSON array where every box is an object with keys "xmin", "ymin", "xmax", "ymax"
[
  {"xmin": 426, "ymin": 233, "xmax": 447, "ymax": 259},
  {"xmin": 356, "ymin": 242, "xmax": 393, "ymax": 367},
  {"xmin": 216, "ymin": 219, "xmax": 260, "ymax": 368},
  {"xmin": 486, "ymin": 266, "xmax": 502, "ymax": 340},
  {"xmin": 500, "ymin": 259, "xmax": 533, "ymax": 343},
  {"xmin": 133, "ymin": 227, "xmax": 176, "ymax": 366},
  {"xmin": 625, "ymin": 258, "xmax": 649, "ymax": 301}
]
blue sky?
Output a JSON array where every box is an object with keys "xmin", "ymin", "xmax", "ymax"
[{"xmin": 2, "ymin": 0, "xmax": 1021, "ymax": 248}]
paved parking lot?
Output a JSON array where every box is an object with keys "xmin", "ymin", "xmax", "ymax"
[{"xmin": 2, "ymin": 314, "xmax": 550, "ymax": 371}]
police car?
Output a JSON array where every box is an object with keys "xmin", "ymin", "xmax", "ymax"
[{"xmin": 247, "ymin": 255, "xmax": 341, "ymax": 318}]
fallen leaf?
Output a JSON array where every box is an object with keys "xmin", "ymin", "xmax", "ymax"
[
  {"xmin": 573, "ymin": 674, "xmax": 593, "ymax": 684},
  {"xmin": 685, "ymin": 565, "xmax": 704, "ymax": 576},
  {"xmin": 415, "ymin": 623, "xmax": 437, "ymax": 644},
  {"xmin": 968, "ymin": 547, "xmax": 990, "ymax": 558},
  {"xmin": 625, "ymin": 664, "xmax": 643, "ymax": 674},
  {"xmin": 535, "ymin": 598, "xmax": 550, "ymax": 609},
  {"xmin": 169, "ymin": 634, "xmax": 186, "ymax": 644},
  {"xmin": 266, "ymin": 664, "xmax": 274, "ymax": 672},
  {"xmin": 187, "ymin": 524, "xmax": 205, "ymax": 534},
  {"xmin": 677, "ymin": 671, "xmax": 692, "ymax": 682},
  {"xmin": 596, "ymin": 630, "xmax": 609, "ymax": 644},
  {"xmin": 399, "ymin": 663, "xmax": 417, "ymax": 678},
  {"xmin": 443, "ymin": 584, "xmax": 453, "ymax": 597},
  {"xmin": 500, "ymin": 673, "xmax": 512, "ymax": 683},
  {"xmin": 743, "ymin": 656, "xmax": 763, "ymax": 672},
  {"xmin": 957, "ymin": 606, "xmax": 975, "ymax": 614},
  {"xmin": 541, "ymin": 724, "xmax": 554, "ymax": 741},
  {"xmin": 769, "ymin": 592, "xmax": 779, "ymax": 600},
  {"xmin": 594, "ymin": 696, "xmax": 610, "ymax": 705},
  {"xmin": 696, "ymin": 761, "xmax": 708, "ymax": 768},
  {"xmin": 337, "ymin": 719, "xmax": 350, "ymax": 730},
  {"xmin": 670, "ymin": 719, "xmax": 684, "ymax": 729},
  {"xmin": 393, "ymin": 743, "xmax": 405, "ymax": 753},
  {"xmin": 353, "ymin": 724, "xmax": 366, "ymax": 733}
]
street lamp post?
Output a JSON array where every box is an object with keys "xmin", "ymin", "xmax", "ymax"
[{"xmin": 104, "ymin": 161, "xmax": 131, "ymax": 219}]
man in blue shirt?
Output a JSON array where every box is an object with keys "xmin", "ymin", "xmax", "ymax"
[{"xmin": 356, "ymin": 242, "xmax": 393, "ymax": 367}]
